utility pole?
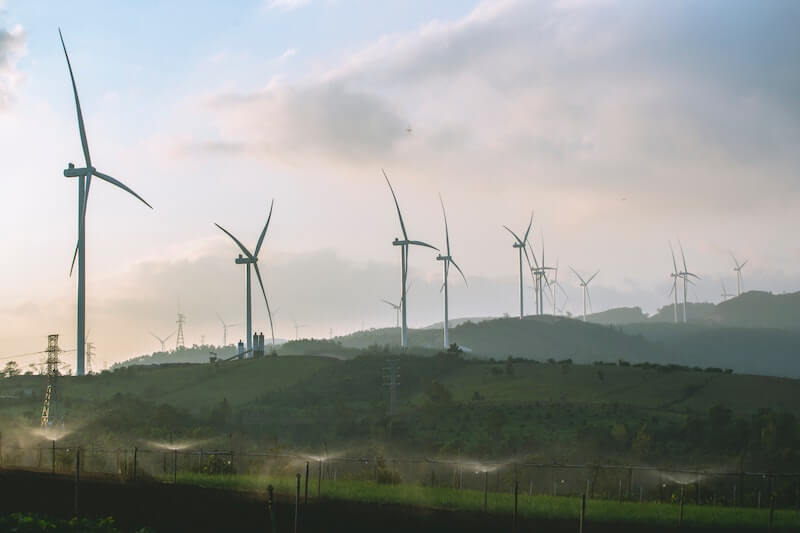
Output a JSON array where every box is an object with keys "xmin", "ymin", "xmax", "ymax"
[{"xmin": 41, "ymin": 334, "xmax": 62, "ymax": 427}]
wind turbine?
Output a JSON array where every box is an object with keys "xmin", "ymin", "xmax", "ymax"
[
  {"xmin": 150, "ymin": 331, "xmax": 175, "ymax": 352},
  {"xmin": 381, "ymin": 299, "xmax": 401, "ymax": 328},
  {"xmin": 547, "ymin": 259, "xmax": 569, "ymax": 315},
  {"xmin": 215, "ymin": 313, "xmax": 239, "ymax": 347},
  {"xmin": 570, "ymin": 267, "xmax": 599, "ymax": 322},
  {"xmin": 436, "ymin": 195, "xmax": 467, "ymax": 348},
  {"xmin": 532, "ymin": 233, "xmax": 556, "ymax": 315},
  {"xmin": 730, "ymin": 252, "xmax": 747, "ymax": 296},
  {"xmin": 677, "ymin": 241, "xmax": 701, "ymax": 323},
  {"xmin": 503, "ymin": 212, "xmax": 533, "ymax": 319},
  {"xmin": 720, "ymin": 280, "xmax": 736, "ymax": 302},
  {"xmin": 668, "ymin": 242, "xmax": 680, "ymax": 324},
  {"xmin": 59, "ymin": 30, "xmax": 153, "ymax": 376},
  {"xmin": 293, "ymin": 320, "xmax": 307, "ymax": 340},
  {"xmin": 215, "ymin": 201, "xmax": 276, "ymax": 353},
  {"xmin": 384, "ymin": 170, "xmax": 438, "ymax": 349}
]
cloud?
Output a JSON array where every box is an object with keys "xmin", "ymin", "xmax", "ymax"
[
  {"xmin": 267, "ymin": 0, "xmax": 311, "ymax": 11},
  {"xmin": 0, "ymin": 23, "xmax": 24, "ymax": 109},
  {"xmin": 277, "ymin": 48, "xmax": 297, "ymax": 63}
]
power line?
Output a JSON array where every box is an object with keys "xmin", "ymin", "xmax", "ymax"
[{"xmin": 0, "ymin": 348, "xmax": 76, "ymax": 362}]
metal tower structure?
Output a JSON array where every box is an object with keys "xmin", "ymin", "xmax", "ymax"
[
  {"xmin": 176, "ymin": 312, "xmax": 186, "ymax": 350},
  {"xmin": 382, "ymin": 357, "xmax": 400, "ymax": 417},
  {"xmin": 40, "ymin": 334, "xmax": 62, "ymax": 427},
  {"xmin": 85, "ymin": 341, "xmax": 95, "ymax": 374}
]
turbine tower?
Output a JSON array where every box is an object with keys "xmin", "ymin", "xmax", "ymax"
[
  {"xmin": 720, "ymin": 280, "xmax": 736, "ymax": 302},
  {"xmin": 384, "ymin": 170, "xmax": 438, "ymax": 349},
  {"xmin": 150, "ymin": 331, "xmax": 175, "ymax": 352},
  {"xmin": 216, "ymin": 200, "xmax": 276, "ymax": 352},
  {"xmin": 435, "ymin": 195, "xmax": 467, "ymax": 348},
  {"xmin": 677, "ymin": 241, "xmax": 701, "ymax": 323},
  {"xmin": 570, "ymin": 267, "xmax": 599, "ymax": 322},
  {"xmin": 503, "ymin": 212, "xmax": 533, "ymax": 319},
  {"xmin": 730, "ymin": 252, "xmax": 747, "ymax": 296},
  {"xmin": 59, "ymin": 30, "xmax": 152, "ymax": 376},
  {"xmin": 547, "ymin": 259, "xmax": 568, "ymax": 315},
  {"xmin": 215, "ymin": 313, "xmax": 239, "ymax": 346},
  {"xmin": 293, "ymin": 320, "xmax": 307, "ymax": 340}
]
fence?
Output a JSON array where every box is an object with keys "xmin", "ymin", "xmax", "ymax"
[{"xmin": 2, "ymin": 442, "xmax": 800, "ymax": 513}]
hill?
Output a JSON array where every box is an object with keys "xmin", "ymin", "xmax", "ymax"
[{"xmin": 586, "ymin": 307, "xmax": 649, "ymax": 325}]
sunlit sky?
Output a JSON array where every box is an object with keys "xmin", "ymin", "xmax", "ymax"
[{"xmin": 1, "ymin": 0, "xmax": 799, "ymax": 368}]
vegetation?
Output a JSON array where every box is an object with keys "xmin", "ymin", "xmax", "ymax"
[{"xmin": 0, "ymin": 513, "xmax": 153, "ymax": 533}]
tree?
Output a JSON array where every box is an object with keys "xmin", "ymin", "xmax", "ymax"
[{"xmin": 2, "ymin": 361, "xmax": 20, "ymax": 378}]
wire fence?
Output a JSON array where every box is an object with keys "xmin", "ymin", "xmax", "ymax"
[{"xmin": 2, "ymin": 443, "xmax": 800, "ymax": 512}]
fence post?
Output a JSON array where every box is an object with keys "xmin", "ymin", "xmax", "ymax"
[
  {"xmin": 317, "ymin": 460, "xmax": 322, "ymax": 498},
  {"xmin": 295, "ymin": 473, "xmax": 301, "ymax": 533},
  {"xmin": 513, "ymin": 480, "xmax": 518, "ymax": 533},
  {"xmin": 579, "ymin": 492, "xmax": 586, "ymax": 533},
  {"xmin": 639, "ymin": 486, "xmax": 644, "ymax": 503},
  {"xmin": 678, "ymin": 486, "xmax": 684, "ymax": 529},
  {"xmin": 267, "ymin": 484, "xmax": 276, "ymax": 533},
  {"xmin": 484, "ymin": 471, "xmax": 489, "ymax": 512},
  {"xmin": 173, "ymin": 449, "xmax": 177, "ymax": 484},
  {"xmin": 304, "ymin": 462, "xmax": 309, "ymax": 504},
  {"xmin": 52, "ymin": 440, "xmax": 56, "ymax": 474},
  {"xmin": 618, "ymin": 479, "xmax": 623, "ymax": 503},
  {"xmin": 768, "ymin": 495, "xmax": 775, "ymax": 531},
  {"xmin": 74, "ymin": 448, "xmax": 80, "ymax": 516}
]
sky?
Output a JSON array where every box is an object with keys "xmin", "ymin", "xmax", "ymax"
[{"xmin": 1, "ymin": 0, "xmax": 799, "ymax": 368}]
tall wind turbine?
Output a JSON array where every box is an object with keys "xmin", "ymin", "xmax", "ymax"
[
  {"xmin": 730, "ymin": 252, "xmax": 747, "ymax": 296},
  {"xmin": 150, "ymin": 331, "xmax": 175, "ymax": 352},
  {"xmin": 678, "ymin": 241, "xmax": 701, "ymax": 323},
  {"xmin": 503, "ymin": 212, "xmax": 533, "ymax": 319},
  {"xmin": 215, "ymin": 201, "xmax": 276, "ymax": 352},
  {"xmin": 547, "ymin": 259, "xmax": 568, "ymax": 315},
  {"xmin": 384, "ymin": 170, "xmax": 438, "ymax": 349},
  {"xmin": 570, "ymin": 267, "xmax": 599, "ymax": 322},
  {"xmin": 59, "ymin": 30, "xmax": 153, "ymax": 376},
  {"xmin": 215, "ymin": 313, "xmax": 239, "ymax": 347},
  {"xmin": 436, "ymin": 195, "xmax": 467, "ymax": 348}
]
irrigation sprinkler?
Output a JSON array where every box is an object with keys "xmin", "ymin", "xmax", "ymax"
[
  {"xmin": 295, "ymin": 473, "xmax": 301, "ymax": 533},
  {"xmin": 579, "ymin": 493, "xmax": 586, "ymax": 533},
  {"xmin": 304, "ymin": 462, "xmax": 309, "ymax": 504},
  {"xmin": 679, "ymin": 487, "xmax": 685, "ymax": 529},
  {"xmin": 74, "ymin": 448, "xmax": 81, "ymax": 515}
]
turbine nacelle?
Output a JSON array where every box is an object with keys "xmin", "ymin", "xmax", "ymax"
[
  {"xmin": 63, "ymin": 163, "xmax": 94, "ymax": 178},
  {"xmin": 436, "ymin": 254, "xmax": 451, "ymax": 261},
  {"xmin": 235, "ymin": 256, "xmax": 256, "ymax": 265}
]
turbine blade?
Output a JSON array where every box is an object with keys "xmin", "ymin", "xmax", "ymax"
[
  {"xmin": 730, "ymin": 251, "xmax": 740, "ymax": 269},
  {"xmin": 165, "ymin": 332, "xmax": 175, "ymax": 341},
  {"xmin": 740, "ymin": 260, "xmax": 748, "ymax": 269},
  {"xmin": 216, "ymin": 312, "xmax": 225, "ymax": 327},
  {"xmin": 587, "ymin": 270, "xmax": 600, "ymax": 284},
  {"xmin": 59, "ymin": 29, "xmax": 91, "ymax": 169},
  {"xmin": 383, "ymin": 169, "xmax": 408, "ymax": 240},
  {"xmin": 522, "ymin": 210, "xmax": 533, "ymax": 244},
  {"xmin": 502, "ymin": 225, "xmax": 524, "ymax": 246},
  {"xmin": 215, "ymin": 223, "xmax": 254, "ymax": 259},
  {"xmin": 678, "ymin": 240, "xmax": 688, "ymax": 272},
  {"xmin": 440, "ymin": 282, "xmax": 445, "ymax": 294},
  {"xmin": 149, "ymin": 332, "xmax": 162, "ymax": 343},
  {"xmin": 526, "ymin": 238, "xmax": 540, "ymax": 269},
  {"xmin": 380, "ymin": 299, "xmax": 398, "ymax": 309},
  {"xmin": 669, "ymin": 241, "xmax": 678, "ymax": 274},
  {"xmin": 69, "ymin": 241, "xmax": 79, "ymax": 277},
  {"xmin": 407, "ymin": 239, "xmax": 439, "ymax": 251},
  {"xmin": 569, "ymin": 266, "xmax": 586, "ymax": 285},
  {"xmin": 253, "ymin": 262, "xmax": 276, "ymax": 346},
  {"xmin": 439, "ymin": 194, "xmax": 451, "ymax": 256},
  {"xmin": 254, "ymin": 199, "xmax": 275, "ymax": 258},
  {"xmin": 450, "ymin": 258, "xmax": 468, "ymax": 286},
  {"xmin": 93, "ymin": 171, "xmax": 153, "ymax": 209}
]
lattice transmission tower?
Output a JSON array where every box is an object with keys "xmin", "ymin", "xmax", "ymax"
[
  {"xmin": 176, "ymin": 312, "xmax": 186, "ymax": 350},
  {"xmin": 40, "ymin": 334, "xmax": 62, "ymax": 427}
]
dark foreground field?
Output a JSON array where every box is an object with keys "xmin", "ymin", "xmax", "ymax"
[{"xmin": 0, "ymin": 469, "xmax": 791, "ymax": 533}]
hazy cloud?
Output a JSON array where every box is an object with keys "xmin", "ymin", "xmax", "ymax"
[
  {"xmin": 0, "ymin": 23, "xmax": 24, "ymax": 108},
  {"xmin": 267, "ymin": 0, "xmax": 311, "ymax": 11}
]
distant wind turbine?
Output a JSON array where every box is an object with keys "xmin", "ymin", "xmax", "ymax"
[
  {"xmin": 59, "ymin": 30, "xmax": 153, "ymax": 376},
  {"xmin": 570, "ymin": 267, "xmax": 599, "ymax": 322},
  {"xmin": 215, "ymin": 313, "xmax": 239, "ymax": 347},
  {"xmin": 436, "ymin": 195, "xmax": 467, "ymax": 348},
  {"xmin": 730, "ymin": 252, "xmax": 747, "ymax": 296},
  {"xmin": 293, "ymin": 320, "xmax": 307, "ymax": 340},
  {"xmin": 547, "ymin": 259, "xmax": 569, "ymax": 315},
  {"xmin": 215, "ymin": 200, "xmax": 276, "ymax": 352},
  {"xmin": 503, "ymin": 212, "xmax": 534, "ymax": 319},
  {"xmin": 720, "ymin": 280, "xmax": 736, "ymax": 302},
  {"xmin": 677, "ymin": 241, "xmax": 701, "ymax": 323},
  {"xmin": 150, "ymin": 331, "xmax": 175, "ymax": 352},
  {"xmin": 668, "ymin": 242, "xmax": 681, "ymax": 324},
  {"xmin": 384, "ymin": 170, "xmax": 438, "ymax": 349},
  {"xmin": 381, "ymin": 299, "xmax": 401, "ymax": 328}
]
